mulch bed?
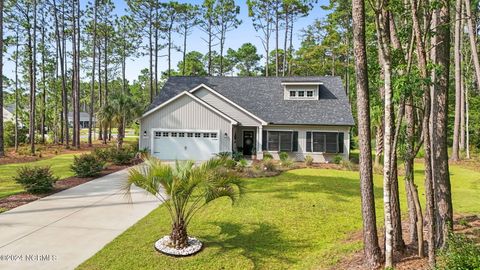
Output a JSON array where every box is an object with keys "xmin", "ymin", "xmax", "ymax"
[
  {"xmin": 0, "ymin": 142, "xmax": 115, "ymax": 166},
  {"xmin": 0, "ymin": 164, "xmax": 129, "ymax": 213},
  {"xmin": 332, "ymin": 214, "xmax": 480, "ymax": 270}
]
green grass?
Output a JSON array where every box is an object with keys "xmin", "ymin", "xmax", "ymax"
[
  {"xmin": 0, "ymin": 154, "xmax": 80, "ymax": 199},
  {"xmin": 78, "ymin": 162, "xmax": 480, "ymax": 270}
]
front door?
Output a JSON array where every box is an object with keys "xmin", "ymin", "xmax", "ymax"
[{"xmin": 243, "ymin": 131, "xmax": 255, "ymax": 156}]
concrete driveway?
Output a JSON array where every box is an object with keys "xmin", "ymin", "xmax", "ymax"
[{"xmin": 0, "ymin": 168, "xmax": 161, "ymax": 270}]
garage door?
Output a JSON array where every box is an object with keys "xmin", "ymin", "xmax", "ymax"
[{"xmin": 152, "ymin": 130, "xmax": 220, "ymax": 161}]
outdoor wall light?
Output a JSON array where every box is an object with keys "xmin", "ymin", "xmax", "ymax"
[
  {"xmin": 224, "ymin": 132, "xmax": 228, "ymax": 138},
  {"xmin": 143, "ymin": 130, "xmax": 147, "ymax": 137}
]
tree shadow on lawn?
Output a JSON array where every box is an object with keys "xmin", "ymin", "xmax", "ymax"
[
  {"xmin": 248, "ymin": 172, "xmax": 384, "ymax": 202},
  {"xmin": 202, "ymin": 221, "xmax": 306, "ymax": 269}
]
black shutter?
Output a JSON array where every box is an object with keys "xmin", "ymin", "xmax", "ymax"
[
  {"xmin": 306, "ymin": 132, "xmax": 312, "ymax": 152},
  {"xmin": 262, "ymin": 130, "xmax": 267, "ymax": 151},
  {"xmin": 338, "ymin": 132, "xmax": 344, "ymax": 153},
  {"xmin": 292, "ymin": 131, "xmax": 298, "ymax": 152}
]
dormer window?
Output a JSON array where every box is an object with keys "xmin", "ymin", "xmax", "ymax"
[{"xmin": 282, "ymin": 82, "xmax": 322, "ymax": 100}]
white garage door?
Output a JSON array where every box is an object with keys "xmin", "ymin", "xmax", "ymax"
[{"xmin": 152, "ymin": 130, "xmax": 220, "ymax": 161}]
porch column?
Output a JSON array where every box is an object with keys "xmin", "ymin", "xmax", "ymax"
[{"xmin": 257, "ymin": 126, "xmax": 263, "ymax": 159}]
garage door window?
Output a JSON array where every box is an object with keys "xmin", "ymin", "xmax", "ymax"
[
  {"xmin": 155, "ymin": 131, "xmax": 162, "ymax": 137},
  {"xmin": 187, "ymin": 133, "xmax": 193, "ymax": 137},
  {"xmin": 179, "ymin": 132, "xmax": 185, "ymax": 137},
  {"xmin": 211, "ymin": 133, "xmax": 217, "ymax": 138},
  {"xmin": 203, "ymin": 133, "xmax": 210, "ymax": 138},
  {"xmin": 195, "ymin": 133, "xmax": 201, "ymax": 138},
  {"xmin": 171, "ymin": 132, "xmax": 177, "ymax": 137},
  {"xmin": 162, "ymin": 132, "xmax": 169, "ymax": 137}
]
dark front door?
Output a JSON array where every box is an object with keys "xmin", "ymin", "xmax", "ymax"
[{"xmin": 243, "ymin": 131, "xmax": 255, "ymax": 156}]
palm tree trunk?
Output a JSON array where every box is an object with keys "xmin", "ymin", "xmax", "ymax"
[{"xmin": 171, "ymin": 219, "xmax": 188, "ymax": 249}]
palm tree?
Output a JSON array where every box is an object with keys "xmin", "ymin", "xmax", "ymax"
[
  {"xmin": 125, "ymin": 157, "xmax": 244, "ymax": 250},
  {"xmin": 109, "ymin": 92, "xmax": 141, "ymax": 149},
  {"xmin": 96, "ymin": 104, "xmax": 113, "ymax": 145}
]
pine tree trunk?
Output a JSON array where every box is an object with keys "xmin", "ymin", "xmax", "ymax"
[
  {"xmin": 431, "ymin": 0, "xmax": 453, "ymax": 249},
  {"xmin": 452, "ymin": 0, "xmax": 462, "ymax": 161},
  {"xmin": 89, "ymin": 0, "xmax": 97, "ymax": 147},
  {"xmin": 14, "ymin": 27, "xmax": 19, "ymax": 152},
  {"xmin": 0, "ymin": 0, "xmax": 4, "ymax": 157},
  {"xmin": 29, "ymin": 0, "xmax": 37, "ymax": 155},
  {"xmin": 352, "ymin": 0, "xmax": 382, "ymax": 267},
  {"xmin": 98, "ymin": 46, "xmax": 103, "ymax": 141},
  {"xmin": 283, "ymin": 6, "xmax": 289, "ymax": 77},
  {"xmin": 464, "ymin": 0, "xmax": 480, "ymax": 87}
]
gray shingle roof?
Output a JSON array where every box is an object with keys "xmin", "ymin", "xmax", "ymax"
[{"xmin": 147, "ymin": 76, "xmax": 355, "ymax": 126}]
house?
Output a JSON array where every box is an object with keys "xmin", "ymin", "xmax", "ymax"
[
  {"xmin": 139, "ymin": 76, "xmax": 354, "ymax": 162},
  {"xmin": 68, "ymin": 112, "xmax": 95, "ymax": 128}
]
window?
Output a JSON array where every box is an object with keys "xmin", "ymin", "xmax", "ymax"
[
  {"xmin": 307, "ymin": 91, "xmax": 313, "ymax": 97},
  {"xmin": 171, "ymin": 132, "xmax": 177, "ymax": 137},
  {"xmin": 162, "ymin": 132, "xmax": 169, "ymax": 137},
  {"xmin": 306, "ymin": 132, "xmax": 344, "ymax": 153},
  {"xmin": 264, "ymin": 131, "xmax": 298, "ymax": 152},
  {"xmin": 155, "ymin": 131, "xmax": 162, "ymax": 137},
  {"xmin": 210, "ymin": 133, "xmax": 217, "ymax": 138},
  {"xmin": 187, "ymin": 133, "xmax": 193, "ymax": 137},
  {"xmin": 203, "ymin": 133, "xmax": 210, "ymax": 138},
  {"xmin": 298, "ymin": 91, "xmax": 305, "ymax": 97},
  {"xmin": 195, "ymin": 133, "xmax": 201, "ymax": 138},
  {"xmin": 178, "ymin": 132, "xmax": 185, "ymax": 137},
  {"xmin": 289, "ymin": 91, "xmax": 296, "ymax": 97}
]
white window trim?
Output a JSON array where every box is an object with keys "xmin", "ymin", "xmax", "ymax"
[
  {"xmin": 284, "ymin": 85, "xmax": 319, "ymax": 100},
  {"xmin": 306, "ymin": 131, "xmax": 343, "ymax": 154}
]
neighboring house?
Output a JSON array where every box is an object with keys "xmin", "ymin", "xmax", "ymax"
[
  {"xmin": 139, "ymin": 76, "xmax": 354, "ymax": 162},
  {"xmin": 68, "ymin": 112, "xmax": 95, "ymax": 128},
  {"xmin": 3, "ymin": 107, "xmax": 15, "ymax": 123}
]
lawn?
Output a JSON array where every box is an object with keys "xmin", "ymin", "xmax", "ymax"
[
  {"xmin": 0, "ymin": 153, "xmax": 80, "ymax": 199},
  {"xmin": 78, "ymin": 163, "xmax": 480, "ymax": 270}
]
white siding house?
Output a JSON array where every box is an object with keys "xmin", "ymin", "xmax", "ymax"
[{"xmin": 139, "ymin": 77, "xmax": 354, "ymax": 162}]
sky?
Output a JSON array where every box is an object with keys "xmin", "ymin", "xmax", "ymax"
[{"xmin": 4, "ymin": 0, "xmax": 330, "ymax": 82}]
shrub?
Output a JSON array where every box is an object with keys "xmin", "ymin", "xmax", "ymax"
[
  {"xmin": 4, "ymin": 121, "xmax": 28, "ymax": 147},
  {"xmin": 341, "ymin": 159, "xmax": 358, "ymax": 171},
  {"xmin": 14, "ymin": 166, "xmax": 58, "ymax": 194},
  {"xmin": 305, "ymin": 155, "xmax": 314, "ymax": 166},
  {"xmin": 110, "ymin": 148, "xmax": 136, "ymax": 165},
  {"xmin": 437, "ymin": 233, "xmax": 480, "ymax": 270},
  {"xmin": 237, "ymin": 159, "xmax": 248, "ymax": 170},
  {"xmin": 224, "ymin": 159, "xmax": 237, "ymax": 169},
  {"xmin": 333, "ymin": 155, "xmax": 343, "ymax": 164},
  {"xmin": 93, "ymin": 147, "xmax": 136, "ymax": 165},
  {"xmin": 71, "ymin": 154, "xmax": 105, "ymax": 177},
  {"xmin": 279, "ymin": 152, "xmax": 289, "ymax": 162},
  {"xmin": 262, "ymin": 159, "xmax": 276, "ymax": 172},
  {"xmin": 281, "ymin": 158, "xmax": 294, "ymax": 168},
  {"xmin": 93, "ymin": 147, "xmax": 111, "ymax": 162},
  {"xmin": 216, "ymin": 152, "xmax": 232, "ymax": 160},
  {"xmin": 232, "ymin": 151, "xmax": 244, "ymax": 161},
  {"xmin": 263, "ymin": 152, "xmax": 273, "ymax": 160}
]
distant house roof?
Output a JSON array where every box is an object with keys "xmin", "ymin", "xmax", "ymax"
[{"xmin": 147, "ymin": 76, "xmax": 355, "ymax": 126}]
